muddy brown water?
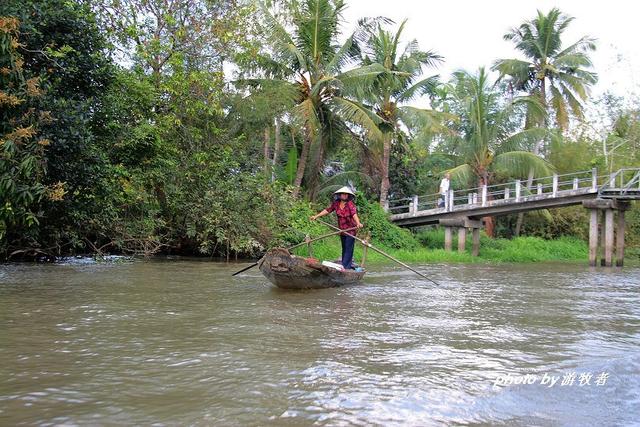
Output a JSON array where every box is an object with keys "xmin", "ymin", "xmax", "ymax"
[{"xmin": 1, "ymin": 259, "xmax": 639, "ymax": 426}]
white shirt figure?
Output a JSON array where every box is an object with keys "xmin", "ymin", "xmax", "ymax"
[{"xmin": 439, "ymin": 176, "xmax": 450, "ymax": 195}]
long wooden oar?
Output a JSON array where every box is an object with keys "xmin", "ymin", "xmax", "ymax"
[
  {"xmin": 231, "ymin": 226, "xmax": 358, "ymax": 276},
  {"xmin": 317, "ymin": 220, "xmax": 441, "ymax": 286},
  {"xmin": 287, "ymin": 226, "xmax": 358, "ymax": 251}
]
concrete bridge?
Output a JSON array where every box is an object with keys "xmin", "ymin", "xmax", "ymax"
[{"xmin": 386, "ymin": 168, "xmax": 640, "ymax": 266}]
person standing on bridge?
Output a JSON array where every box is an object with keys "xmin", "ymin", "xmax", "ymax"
[
  {"xmin": 438, "ymin": 172, "xmax": 451, "ymax": 208},
  {"xmin": 310, "ymin": 186, "xmax": 364, "ymax": 270}
]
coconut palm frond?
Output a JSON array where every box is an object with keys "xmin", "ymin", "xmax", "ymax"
[
  {"xmin": 556, "ymin": 35, "xmax": 596, "ymax": 57},
  {"xmin": 497, "ymin": 8, "xmax": 596, "ymax": 131},
  {"xmin": 317, "ymin": 171, "xmax": 376, "ymax": 197},
  {"xmin": 396, "ymin": 75, "xmax": 440, "ymax": 103},
  {"xmin": 492, "ymin": 58, "xmax": 532, "ymax": 88},
  {"xmin": 398, "ymin": 106, "xmax": 454, "ymax": 136},
  {"xmin": 257, "ymin": 1, "xmax": 303, "ymax": 67},
  {"xmin": 293, "ymin": 0, "xmax": 336, "ymax": 62},
  {"xmin": 336, "ymin": 63, "xmax": 388, "ymax": 88},
  {"xmin": 497, "ymin": 127, "xmax": 549, "ymax": 155},
  {"xmin": 327, "ymin": 34, "xmax": 357, "ymax": 74},
  {"xmin": 554, "ymin": 52, "xmax": 594, "ymax": 70},
  {"xmin": 493, "ymin": 151, "xmax": 553, "ymax": 178},
  {"xmin": 447, "ymin": 164, "xmax": 475, "ymax": 188},
  {"xmin": 332, "ymin": 96, "xmax": 384, "ymax": 142}
]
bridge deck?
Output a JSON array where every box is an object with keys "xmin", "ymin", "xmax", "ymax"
[
  {"xmin": 391, "ymin": 188, "xmax": 599, "ymax": 226},
  {"xmin": 388, "ymin": 168, "xmax": 640, "ymax": 228}
]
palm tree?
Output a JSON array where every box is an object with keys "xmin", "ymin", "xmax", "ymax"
[
  {"xmin": 242, "ymin": 0, "xmax": 385, "ymax": 199},
  {"xmin": 357, "ymin": 19, "xmax": 444, "ymax": 208},
  {"xmin": 435, "ymin": 68, "xmax": 552, "ymax": 236},
  {"xmin": 493, "ymin": 7, "xmax": 597, "ymax": 137},
  {"xmin": 492, "ymin": 8, "xmax": 597, "ymax": 234}
]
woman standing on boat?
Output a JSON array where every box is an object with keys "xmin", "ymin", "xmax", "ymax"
[{"xmin": 310, "ymin": 186, "xmax": 364, "ymax": 269}]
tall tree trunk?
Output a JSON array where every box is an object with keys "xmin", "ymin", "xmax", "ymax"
[
  {"xmin": 308, "ymin": 137, "xmax": 325, "ymax": 201},
  {"xmin": 292, "ymin": 125, "xmax": 312, "ymax": 198},
  {"xmin": 485, "ymin": 216, "xmax": 495, "ymax": 238},
  {"xmin": 263, "ymin": 126, "xmax": 270, "ymax": 176},
  {"xmin": 271, "ymin": 118, "xmax": 281, "ymax": 182},
  {"xmin": 379, "ymin": 133, "xmax": 392, "ymax": 209}
]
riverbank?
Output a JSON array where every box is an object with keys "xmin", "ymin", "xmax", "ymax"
[
  {"xmin": 5, "ymin": 227, "xmax": 638, "ymax": 266},
  {"xmin": 5, "ymin": 198, "xmax": 637, "ymax": 265}
]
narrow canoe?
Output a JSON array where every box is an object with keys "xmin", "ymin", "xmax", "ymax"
[{"xmin": 258, "ymin": 247, "xmax": 366, "ymax": 290}]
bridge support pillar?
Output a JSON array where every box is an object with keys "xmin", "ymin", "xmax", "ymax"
[
  {"xmin": 616, "ymin": 210, "xmax": 625, "ymax": 267},
  {"xmin": 444, "ymin": 227, "xmax": 453, "ymax": 252},
  {"xmin": 458, "ymin": 227, "xmax": 466, "ymax": 252},
  {"xmin": 440, "ymin": 218, "xmax": 482, "ymax": 255},
  {"xmin": 472, "ymin": 228, "xmax": 480, "ymax": 256},
  {"xmin": 588, "ymin": 209, "xmax": 598, "ymax": 266},
  {"xmin": 604, "ymin": 209, "xmax": 614, "ymax": 267},
  {"xmin": 583, "ymin": 199, "xmax": 629, "ymax": 267},
  {"xmin": 600, "ymin": 211, "xmax": 606, "ymax": 267}
]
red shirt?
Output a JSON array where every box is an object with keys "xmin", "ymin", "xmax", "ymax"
[{"xmin": 326, "ymin": 200, "xmax": 357, "ymax": 236}]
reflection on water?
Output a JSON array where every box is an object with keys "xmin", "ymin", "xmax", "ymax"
[{"xmin": 0, "ymin": 260, "xmax": 639, "ymax": 425}]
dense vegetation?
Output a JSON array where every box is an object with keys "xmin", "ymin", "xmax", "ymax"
[{"xmin": 1, "ymin": 0, "xmax": 638, "ymax": 261}]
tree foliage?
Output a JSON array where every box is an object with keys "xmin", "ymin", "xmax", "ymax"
[
  {"xmin": 493, "ymin": 8, "xmax": 597, "ymax": 134},
  {"xmin": 434, "ymin": 68, "xmax": 552, "ymax": 187},
  {"xmin": 356, "ymin": 19, "xmax": 446, "ymax": 206},
  {"xmin": 0, "ymin": 16, "xmax": 50, "ymax": 254},
  {"xmin": 243, "ymin": 0, "xmax": 387, "ymax": 200}
]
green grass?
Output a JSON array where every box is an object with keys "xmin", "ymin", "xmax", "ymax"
[
  {"xmin": 416, "ymin": 228, "xmax": 588, "ymax": 263},
  {"xmin": 291, "ymin": 228, "xmax": 590, "ymax": 265}
]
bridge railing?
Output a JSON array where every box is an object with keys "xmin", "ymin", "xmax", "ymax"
[
  {"xmin": 598, "ymin": 168, "xmax": 640, "ymax": 197},
  {"xmin": 388, "ymin": 168, "xmax": 604, "ymax": 216}
]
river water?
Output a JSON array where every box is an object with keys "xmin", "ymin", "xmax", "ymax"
[{"xmin": 1, "ymin": 259, "xmax": 639, "ymax": 426}]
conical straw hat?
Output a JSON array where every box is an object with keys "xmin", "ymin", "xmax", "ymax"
[{"xmin": 334, "ymin": 186, "xmax": 355, "ymax": 196}]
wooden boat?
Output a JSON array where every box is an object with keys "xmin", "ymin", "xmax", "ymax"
[{"xmin": 258, "ymin": 247, "xmax": 366, "ymax": 289}]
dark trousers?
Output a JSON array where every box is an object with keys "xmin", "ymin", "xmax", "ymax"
[{"xmin": 340, "ymin": 234, "xmax": 355, "ymax": 269}]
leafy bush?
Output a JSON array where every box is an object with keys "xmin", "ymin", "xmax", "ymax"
[
  {"xmin": 279, "ymin": 201, "xmax": 327, "ymax": 246},
  {"xmin": 354, "ymin": 196, "xmax": 418, "ymax": 249}
]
